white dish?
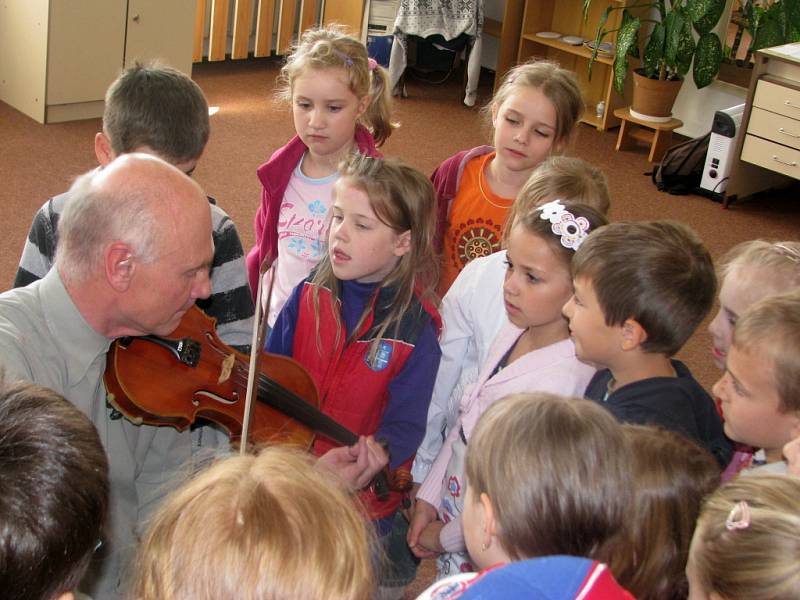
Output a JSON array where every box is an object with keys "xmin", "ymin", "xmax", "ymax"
[
  {"xmin": 561, "ymin": 35, "xmax": 585, "ymax": 46},
  {"xmin": 535, "ymin": 31, "xmax": 562, "ymax": 39}
]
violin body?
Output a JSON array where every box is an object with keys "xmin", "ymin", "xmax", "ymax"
[{"xmin": 105, "ymin": 305, "xmax": 320, "ymax": 449}]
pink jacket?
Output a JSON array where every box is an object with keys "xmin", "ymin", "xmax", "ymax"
[{"xmin": 245, "ymin": 126, "xmax": 381, "ymax": 297}]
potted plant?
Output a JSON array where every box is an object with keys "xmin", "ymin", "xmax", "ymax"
[
  {"xmin": 725, "ymin": 0, "xmax": 800, "ymax": 68},
  {"xmin": 586, "ymin": 0, "xmax": 726, "ymax": 120}
]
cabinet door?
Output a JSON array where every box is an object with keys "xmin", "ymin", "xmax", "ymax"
[
  {"xmin": 125, "ymin": 0, "xmax": 196, "ymax": 75},
  {"xmin": 47, "ymin": 0, "xmax": 127, "ymax": 105}
]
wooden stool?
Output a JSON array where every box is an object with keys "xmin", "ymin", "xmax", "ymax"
[{"xmin": 613, "ymin": 107, "xmax": 684, "ymax": 162}]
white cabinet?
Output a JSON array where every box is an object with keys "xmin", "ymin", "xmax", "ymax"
[{"xmin": 0, "ymin": 0, "xmax": 195, "ymax": 124}]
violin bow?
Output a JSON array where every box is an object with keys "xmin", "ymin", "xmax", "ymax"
[{"xmin": 240, "ymin": 256, "xmax": 276, "ymax": 454}]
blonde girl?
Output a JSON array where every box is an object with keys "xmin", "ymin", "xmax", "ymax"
[
  {"xmin": 413, "ymin": 156, "xmax": 610, "ymax": 486},
  {"xmin": 686, "ymin": 474, "xmax": 800, "ymax": 600},
  {"xmin": 709, "ymin": 240, "xmax": 800, "ymax": 370},
  {"xmin": 129, "ymin": 446, "xmax": 374, "ymax": 600},
  {"xmin": 409, "ymin": 201, "xmax": 606, "ymax": 578},
  {"xmin": 268, "ymin": 155, "xmax": 440, "ymax": 551},
  {"xmin": 246, "ymin": 26, "xmax": 395, "ymax": 326},
  {"xmin": 433, "ymin": 58, "xmax": 584, "ymax": 294},
  {"xmin": 416, "ymin": 392, "xmax": 632, "ymax": 597}
]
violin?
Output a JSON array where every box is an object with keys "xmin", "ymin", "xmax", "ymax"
[{"xmin": 104, "ymin": 305, "xmax": 411, "ymax": 496}]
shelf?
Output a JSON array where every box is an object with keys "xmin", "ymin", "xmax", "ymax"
[{"xmin": 520, "ymin": 33, "xmax": 615, "ymax": 65}]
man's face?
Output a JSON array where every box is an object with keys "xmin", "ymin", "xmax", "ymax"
[{"xmin": 123, "ymin": 198, "xmax": 214, "ymax": 336}]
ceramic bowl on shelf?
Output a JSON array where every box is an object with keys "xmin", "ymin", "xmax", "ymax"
[
  {"xmin": 535, "ymin": 31, "xmax": 562, "ymax": 39},
  {"xmin": 584, "ymin": 40, "xmax": 614, "ymax": 56},
  {"xmin": 561, "ymin": 35, "xmax": 584, "ymax": 46}
]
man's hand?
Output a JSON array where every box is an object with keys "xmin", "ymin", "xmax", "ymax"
[
  {"xmin": 317, "ymin": 435, "xmax": 389, "ymax": 491},
  {"xmin": 407, "ymin": 498, "xmax": 441, "ymax": 558}
]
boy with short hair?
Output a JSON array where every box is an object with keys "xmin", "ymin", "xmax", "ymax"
[
  {"xmin": 14, "ymin": 62, "xmax": 254, "ymax": 350},
  {"xmin": 562, "ymin": 220, "xmax": 732, "ymax": 467},
  {"xmin": 712, "ymin": 290, "xmax": 800, "ymax": 472},
  {"xmin": 0, "ymin": 380, "xmax": 109, "ymax": 600}
]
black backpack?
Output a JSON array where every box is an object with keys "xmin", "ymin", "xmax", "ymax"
[{"xmin": 651, "ymin": 132, "xmax": 711, "ymax": 195}]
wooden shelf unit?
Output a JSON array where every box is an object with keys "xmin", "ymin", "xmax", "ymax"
[{"xmin": 517, "ymin": 0, "xmax": 632, "ymax": 131}]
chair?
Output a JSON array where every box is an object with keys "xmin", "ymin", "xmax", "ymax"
[{"xmin": 388, "ymin": 0, "xmax": 484, "ymax": 106}]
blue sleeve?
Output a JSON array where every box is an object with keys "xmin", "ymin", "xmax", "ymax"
[
  {"xmin": 377, "ymin": 321, "xmax": 442, "ymax": 470},
  {"xmin": 266, "ymin": 282, "xmax": 302, "ymax": 357}
]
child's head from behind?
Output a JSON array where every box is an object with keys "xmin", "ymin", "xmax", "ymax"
[
  {"xmin": 102, "ymin": 62, "xmax": 209, "ymax": 169},
  {"xmin": 463, "ymin": 392, "xmax": 630, "ymax": 569},
  {"xmin": 708, "ymin": 240, "xmax": 800, "ymax": 370},
  {"xmin": 608, "ymin": 425, "xmax": 720, "ymax": 600},
  {"xmin": 687, "ymin": 474, "xmax": 800, "ymax": 600},
  {"xmin": 503, "ymin": 200, "xmax": 607, "ymax": 335},
  {"xmin": 278, "ymin": 26, "xmax": 395, "ymax": 147},
  {"xmin": 505, "ymin": 157, "xmax": 611, "ymax": 237},
  {"xmin": 564, "ymin": 221, "xmax": 716, "ymax": 365},
  {"xmin": 0, "ymin": 380, "xmax": 108, "ymax": 600},
  {"xmin": 486, "ymin": 59, "xmax": 583, "ymax": 171},
  {"xmin": 130, "ymin": 446, "xmax": 374, "ymax": 600},
  {"xmin": 712, "ymin": 290, "xmax": 800, "ymax": 459}
]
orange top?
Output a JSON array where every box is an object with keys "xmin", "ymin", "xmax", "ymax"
[{"xmin": 438, "ymin": 152, "xmax": 513, "ymax": 295}]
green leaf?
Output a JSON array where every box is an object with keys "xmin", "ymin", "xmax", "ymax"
[
  {"xmin": 787, "ymin": 0, "xmax": 800, "ymax": 31},
  {"xmin": 643, "ymin": 22, "xmax": 666, "ymax": 77},
  {"xmin": 676, "ymin": 15, "xmax": 698, "ymax": 77},
  {"xmin": 664, "ymin": 9, "xmax": 685, "ymax": 67},
  {"xmin": 754, "ymin": 4, "xmax": 786, "ymax": 51},
  {"xmin": 613, "ymin": 16, "xmax": 641, "ymax": 93},
  {"xmin": 688, "ymin": 0, "xmax": 726, "ymax": 35},
  {"xmin": 693, "ymin": 32, "xmax": 723, "ymax": 88}
]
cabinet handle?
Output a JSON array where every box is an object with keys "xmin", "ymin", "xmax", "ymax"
[
  {"xmin": 772, "ymin": 155, "xmax": 797, "ymax": 167},
  {"xmin": 132, "ymin": 14, "xmax": 140, "ymax": 22},
  {"xmin": 778, "ymin": 127, "xmax": 800, "ymax": 138}
]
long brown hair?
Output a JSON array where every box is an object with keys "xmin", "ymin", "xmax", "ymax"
[{"xmin": 310, "ymin": 154, "xmax": 438, "ymax": 359}]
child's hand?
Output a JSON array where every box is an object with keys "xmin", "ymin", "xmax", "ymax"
[
  {"xmin": 407, "ymin": 498, "xmax": 440, "ymax": 558},
  {"xmin": 416, "ymin": 520, "xmax": 445, "ymax": 556},
  {"xmin": 784, "ymin": 436, "xmax": 800, "ymax": 477},
  {"xmin": 316, "ymin": 435, "xmax": 388, "ymax": 491}
]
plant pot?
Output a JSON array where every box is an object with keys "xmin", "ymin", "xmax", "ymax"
[{"xmin": 631, "ymin": 69, "xmax": 683, "ymax": 122}]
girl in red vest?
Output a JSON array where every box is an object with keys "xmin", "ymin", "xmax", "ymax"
[{"xmin": 268, "ymin": 154, "xmax": 441, "ymax": 583}]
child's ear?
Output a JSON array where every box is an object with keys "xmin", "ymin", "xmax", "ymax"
[
  {"xmin": 480, "ymin": 492, "xmax": 499, "ymax": 541},
  {"xmin": 356, "ymin": 94, "xmax": 370, "ymax": 119},
  {"xmin": 106, "ymin": 243, "xmax": 135, "ymax": 291},
  {"xmin": 94, "ymin": 132, "xmax": 115, "ymax": 166},
  {"xmin": 393, "ymin": 230, "xmax": 412, "ymax": 257},
  {"xmin": 621, "ymin": 318, "xmax": 648, "ymax": 351}
]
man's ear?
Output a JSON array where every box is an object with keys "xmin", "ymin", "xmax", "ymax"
[
  {"xmin": 621, "ymin": 318, "xmax": 648, "ymax": 351},
  {"xmin": 393, "ymin": 230, "xmax": 412, "ymax": 257},
  {"xmin": 55, "ymin": 592, "xmax": 74, "ymax": 600},
  {"xmin": 106, "ymin": 243, "xmax": 135, "ymax": 291},
  {"xmin": 94, "ymin": 132, "xmax": 115, "ymax": 166}
]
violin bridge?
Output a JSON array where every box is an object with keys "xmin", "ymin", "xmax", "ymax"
[{"xmin": 218, "ymin": 353, "xmax": 235, "ymax": 384}]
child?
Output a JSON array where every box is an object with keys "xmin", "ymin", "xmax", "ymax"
[
  {"xmin": 413, "ymin": 156, "xmax": 610, "ymax": 485},
  {"xmin": 267, "ymin": 156, "xmax": 440, "ymax": 548},
  {"xmin": 686, "ymin": 473, "xmax": 800, "ymax": 600},
  {"xmin": 711, "ymin": 290, "xmax": 800, "ymax": 472},
  {"xmin": 708, "ymin": 240, "xmax": 800, "ymax": 370},
  {"xmin": 433, "ymin": 58, "xmax": 584, "ymax": 294},
  {"xmin": 416, "ymin": 392, "xmax": 633, "ymax": 597},
  {"xmin": 563, "ymin": 220, "xmax": 733, "ymax": 467},
  {"xmin": 409, "ymin": 201, "xmax": 606, "ymax": 578},
  {"xmin": 246, "ymin": 26, "xmax": 395, "ymax": 326},
  {"xmin": 0, "ymin": 380, "xmax": 109, "ymax": 600},
  {"xmin": 14, "ymin": 62, "xmax": 254, "ymax": 351},
  {"xmin": 129, "ymin": 446, "xmax": 375, "ymax": 600},
  {"xmin": 607, "ymin": 425, "xmax": 720, "ymax": 600}
]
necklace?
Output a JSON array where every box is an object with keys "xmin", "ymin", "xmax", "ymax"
[{"xmin": 477, "ymin": 154, "xmax": 514, "ymax": 210}]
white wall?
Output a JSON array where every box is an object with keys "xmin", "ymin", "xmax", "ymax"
[{"xmin": 0, "ymin": 1, "xmax": 49, "ymax": 123}]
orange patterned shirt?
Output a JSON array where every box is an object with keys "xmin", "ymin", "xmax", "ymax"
[{"xmin": 438, "ymin": 152, "xmax": 513, "ymax": 295}]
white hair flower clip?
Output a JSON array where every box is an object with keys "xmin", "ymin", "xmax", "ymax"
[{"xmin": 538, "ymin": 199, "xmax": 591, "ymax": 251}]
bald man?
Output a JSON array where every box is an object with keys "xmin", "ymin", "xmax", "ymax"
[
  {"xmin": 0, "ymin": 154, "xmax": 387, "ymax": 598},
  {"xmin": 0, "ymin": 154, "xmax": 213, "ymax": 598}
]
